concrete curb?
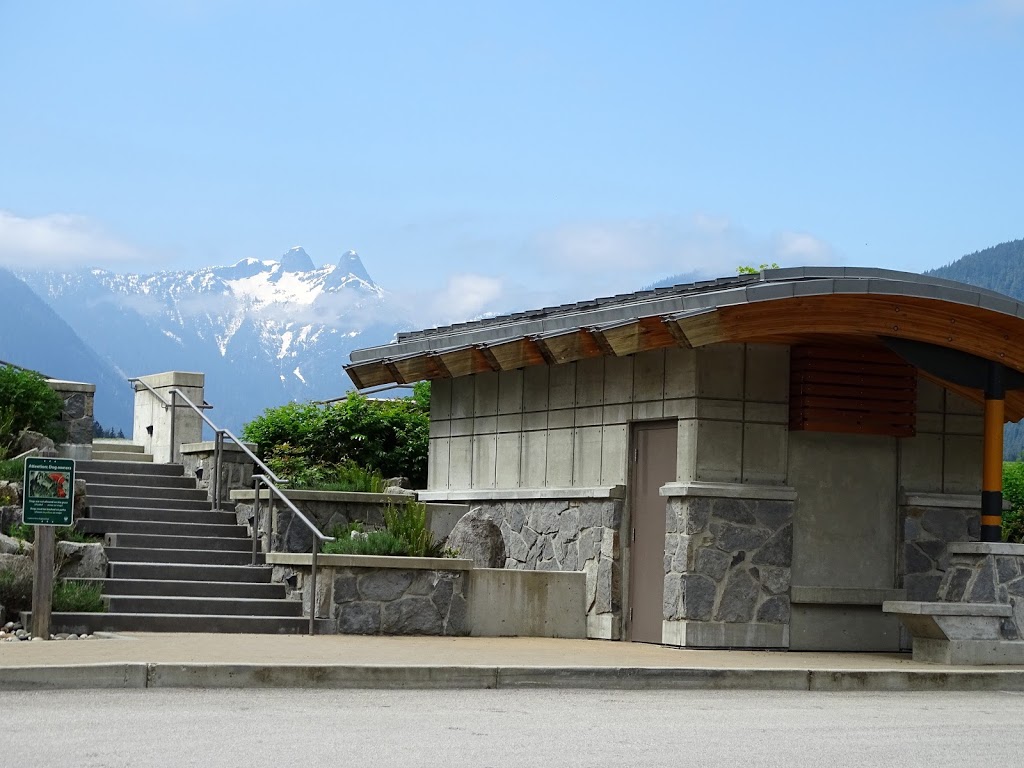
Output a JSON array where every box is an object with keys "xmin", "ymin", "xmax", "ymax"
[{"xmin": 5, "ymin": 663, "xmax": 1024, "ymax": 691}]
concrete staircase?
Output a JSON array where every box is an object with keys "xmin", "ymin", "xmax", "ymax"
[{"xmin": 50, "ymin": 442, "xmax": 307, "ymax": 634}]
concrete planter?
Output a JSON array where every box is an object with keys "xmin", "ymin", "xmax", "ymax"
[{"xmin": 266, "ymin": 552, "xmax": 586, "ymax": 639}]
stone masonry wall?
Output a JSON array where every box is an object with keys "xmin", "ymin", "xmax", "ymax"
[
  {"xmin": 180, "ymin": 443, "xmax": 255, "ymax": 504},
  {"xmin": 934, "ymin": 546, "xmax": 1024, "ymax": 641},
  {"xmin": 453, "ymin": 498, "xmax": 623, "ymax": 639},
  {"xmin": 899, "ymin": 501, "xmax": 980, "ymax": 601},
  {"xmin": 665, "ymin": 496, "xmax": 793, "ymax": 628},
  {"xmin": 276, "ymin": 563, "xmax": 468, "ymax": 636},
  {"xmin": 46, "ymin": 381, "xmax": 95, "ymax": 445}
]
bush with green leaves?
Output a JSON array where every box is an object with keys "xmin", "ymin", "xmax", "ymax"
[
  {"xmin": 264, "ymin": 444, "xmax": 386, "ymax": 492},
  {"xmin": 323, "ymin": 500, "xmax": 454, "ymax": 558},
  {"xmin": 0, "ymin": 365, "xmax": 64, "ymax": 458},
  {"xmin": 0, "ymin": 557, "xmax": 33, "ymax": 613},
  {"xmin": 4, "ymin": 522, "xmax": 99, "ymax": 544},
  {"xmin": 1003, "ymin": 462, "xmax": 1024, "ymax": 543},
  {"xmin": 244, "ymin": 382, "xmax": 430, "ymax": 489}
]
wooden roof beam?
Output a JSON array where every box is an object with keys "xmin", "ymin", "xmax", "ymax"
[
  {"xmin": 596, "ymin": 316, "xmax": 683, "ymax": 356},
  {"xmin": 486, "ymin": 337, "xmax": 549, "ymax": 370},
  {"xmin": 344, "ymin": 361, "xmax": 395, "ymax": 389}
]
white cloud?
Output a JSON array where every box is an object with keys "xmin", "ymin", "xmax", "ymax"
[
  {"xmin": 430, "ymin": 274, "xmax": 504, "ymax": 323},
  {"xmin": 0, "ymin": 210, "xmax": 143, "ymax": 268},
  {"xmin": 529, "ymin": 214, "xmax": 838, "ymax": 286}
]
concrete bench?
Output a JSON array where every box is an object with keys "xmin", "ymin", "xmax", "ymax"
[{"xmin": 882, "ymin": 601, "xmax": 1024, "ymax": 665}]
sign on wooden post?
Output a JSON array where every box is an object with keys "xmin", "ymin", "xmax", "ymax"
[{"xmin": 23, "ymin": 457, "xmax": 76, "ymax": 641}]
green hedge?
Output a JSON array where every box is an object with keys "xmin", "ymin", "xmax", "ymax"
[
  {"xmin": 243, "ymin": 382, "xmax": 430, "ymax": 489},
  {"xmin": 0, "ymin": 365, "xmax": 63, "ymax": 458}
]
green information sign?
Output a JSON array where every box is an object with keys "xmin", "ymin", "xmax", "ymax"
[{"xmin": 23, "ymin": 457, "xmax": 75, "ymax": 526}]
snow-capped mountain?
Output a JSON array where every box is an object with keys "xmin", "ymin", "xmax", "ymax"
[{"xmin": 19, "ymin": 248, "xmax": 406, "ymax": 431}]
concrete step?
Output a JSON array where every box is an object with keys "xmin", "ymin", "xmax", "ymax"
[
  {"xmin": 86, "ymin": 506, "xmax": 238, "ymax": 525},
  {"xmin": 92, "ymin": 451, "xmax": 154, "ymax": 463},
  {"xmin": 93, "ymin": 440, "xmax": 145, "ymax": 452},
  {"xmin": 87, "ymin": 483, "xmax": 208, "ymax": 502},
  {"xmin": 76, "ymin": 460, "xmax": 185, "ymax": 477},
  {"xmin": 105, "ymin": 533, "xmax": 254, "ymax": 552},
  {"xmin": 77, "ymin": 471, "xmax": 198, "ymax": 489},
  {"xmin": 103, "ymin": 595, "xmax": 302, "ymax": 617},
  {"xmin": 23, "ymin": 612, "xmax": 309, "ymax": 635},
  {"xmin": 108, "ymin": 561, "xmax": 273, "ymax": 583},
  {"xmin": 71, "ymin": 578, "xmax": 286, "ymax": 600},
  {"xmin": 104, "ymin": 546, "xmax": 263, "ymax": 566},
  {"xmin": 88, "ymin": 495, "xmax": 215, "ymax": 511},
  {"xmin": 79, "ymin": 518, "xmax": 247, "ymax": 538}
]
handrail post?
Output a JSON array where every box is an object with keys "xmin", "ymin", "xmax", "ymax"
[
  {"xmin": 213, "ymin": 430, "xmax": 223, "ymax": 512},
  {"xmin": 310, "ymin": 543, "xmax": 318, "ymax": 636},
  {"xmin": 251, "ymin": 475, "xmax": 261, "ymax": 566},
  {"xmin": 169, "ymin": 389, "xmax": 177, "ymax": 463}
]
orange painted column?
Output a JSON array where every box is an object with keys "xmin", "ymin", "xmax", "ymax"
[{"xmin": 981, "ymin": 363, "xmax": 1005, "ymax": 543}]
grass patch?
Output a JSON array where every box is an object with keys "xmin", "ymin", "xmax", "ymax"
[
  {"xmin": 323, "ymin": 501, "xmax": 456, "ymax": 558},
  {"xmin": 53, "ymin": 580, "xmax": 105, "ymax": 613},
  {"xmin": 4, "ymin": 523, "xmax": 100, "ymax": 544},
  {"xmin": 0, "ymin": 558, "xmax": 33, "ymax": 613},
  {"xmin": 0, "ymin": 457, "xmax": 23, "ymax": 484}
]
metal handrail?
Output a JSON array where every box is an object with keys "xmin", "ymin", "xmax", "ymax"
[
  {"xmin": 166, "ymin": 388, "xmax": 282, "ymax": 508},
  {"xmin": 129, "ymin": 377, "xmax": 171, "ymax": 408},
  {"xmin": 252, "ymin": 473, "xmax": 335, "ymax": 635}
]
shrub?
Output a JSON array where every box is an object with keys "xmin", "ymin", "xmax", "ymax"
[
  {"xmin": 0, "ymin": 365, "xmax": 64, "ymax": 458},
  {"xmin": 264, "ymin": 446, "xmax": 386, "ymax": 493},
  {"xmin": 53, "ymin": 580, "xmax": 105, "ymax": 613},
  {"xmin": 1004, "ymin": 462, "xmax": 1024, "ymax": 544},
  {"xmin": 322, "ymin": 500, "xmax": 452, "ymax": 558},
  {"xmin": 0, "ymin": 558, "xmax": 33, "ymax": 614},
  {"xmin": 244, "ymin": 382, "xmax": 430, "ymax": 488}
]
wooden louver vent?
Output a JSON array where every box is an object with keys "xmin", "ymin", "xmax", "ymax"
[{"xmin": 789, "ymin": 345, "xmax": 917, "ymax": 438}]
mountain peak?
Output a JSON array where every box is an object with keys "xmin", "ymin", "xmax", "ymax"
[
  {"xmin": 280, "ymin": 246, "xmax": 315, "ymax": 273},
  {"xmin": 339, "ymin": 249, "xmax": 373, "ymax": 283}
]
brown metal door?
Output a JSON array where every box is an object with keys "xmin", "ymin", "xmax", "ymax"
[{"xmin": 629, "ymin": 421, "xmax": 678, "ymax": 644}]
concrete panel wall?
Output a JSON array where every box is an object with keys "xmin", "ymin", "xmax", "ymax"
[
  {"xmin": 429, "ymin": 344, "xmax": 794, "ymax": 492},
  {"xmin": 467, "ymin": 568, "xmax": 587, "ymax": 638}
]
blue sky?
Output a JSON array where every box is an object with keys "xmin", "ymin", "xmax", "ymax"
[{"xmin": 2, "ymin": 0, "xmax": 1023, "ymax": 324}]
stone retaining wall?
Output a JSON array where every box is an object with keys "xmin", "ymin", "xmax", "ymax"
[
  {"xmin": 181, "ymin": 441, "xmax": 256, "ymax": 504},
  {"xmin": 230, "ymin": 489, "xmax": 464, "ymax": 555},
  {"xmin": 268, "ymin": 554, "xmax": 470, "ymax": 636},
  {"xmin": 442, "ymin": 497, "xmax": 624, "ymax": 640}
]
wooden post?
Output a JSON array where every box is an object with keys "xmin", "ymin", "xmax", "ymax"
[{"xmin": 31, "ymin": 525, "xmax": 55, "ymax": 640}]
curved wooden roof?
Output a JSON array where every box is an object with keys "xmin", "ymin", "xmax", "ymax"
[{"xmin": 346, "ymin": 267, "xmax": 1024, "ymax": 422}]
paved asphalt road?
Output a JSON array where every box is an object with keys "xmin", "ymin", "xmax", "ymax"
[{"xmin": 10, "ymin": 688, "xmax": 1023, "ymax": 767}]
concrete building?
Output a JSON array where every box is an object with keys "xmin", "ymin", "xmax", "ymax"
[{"xmin": 345, "ymin": 268, "xmax": 1024, "ymax": 651}]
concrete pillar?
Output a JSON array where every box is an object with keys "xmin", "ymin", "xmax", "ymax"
[{"xmin": 133, "ymin": 372, "xmax": 205, "ymax": 463}]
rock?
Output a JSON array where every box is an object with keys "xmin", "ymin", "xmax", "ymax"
[
  {"xmin": 357, "ymin": 569, "xmax": 414, "ymax": 602},
  {"xmin": 0, "ymin": 503, "xmax": 23, "ymax": 532},
  {"xmin": 756, "ymin": 595, "xmax": 791, "ymax": 623},
  {"xmin": 681, "ymin": 574, "xmax": 716, "ymax": 620},
  {"xmin": 16, "ymin": 629, "xmax": 28, "ymax": 640},
  {"xmin": 3, "ymin": 621, "xmax": 14, "ymax": 630},
  {"xmin": 31, "ymin": 635, "xmax": 43, "ymax": 642},
  {"xmin": 384, "ymin": 477, "xmax": 411, "ymax": 489},
  {"xmin": 446, "ymin": 508, "xmax": 506, "ymax": 568},
  {"xmin": 383, "ymin": 486, "xmax": 415, "ymax": 497},
  {"xmin": 66, "ymin": 634, "xmax": 79, "ymax": 640},
  {"xmin": 0, "ymin": 481, "xmax": 19, "ymax": 506},
  {"xmin": 715, "ymin": 569, "xmax": 759, "ymax": 623},
  {"xmin": 56, "ymin": 540, "xmax": 108, "ymax": 579},
  {"xmin": 695, "ymin": 547, "xmax": 730, "ymax": 581},
  {"xmin": 17, "ymin": 430, "xmax": 56, "ymax": 454},
  {"xmin": 750, "ymin": 524, "xmax": 793, "ymax": 568},
  {"xmin": 0, "ymin": 533, "xmax": 32, "ymax": 556},
  {"xmin": 336, "ymin": 602, "xmax": 381, "ymax": 634},
  {"xmin": 73, "ymin": 478, "xmax": 88, "ymax": 518},
  {"xmin": 381, "ymin": 596, "xmax": 443, "ymax": 635}
]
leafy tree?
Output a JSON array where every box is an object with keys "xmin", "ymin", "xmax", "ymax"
[
  {"xmin": 0, "ymin": 365, "xmax": 63, "ymax": 458},
  {"xmin": 1003, "ymin": 462, "xmax": 1024, "ymax": 543},
  {"xmin": 243, "ymin": 384, "xmax": 431, "ymax": 489},
  {"xmin": 737, "ymin": 263, "xmax": 780, "ymax": 275}
]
